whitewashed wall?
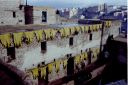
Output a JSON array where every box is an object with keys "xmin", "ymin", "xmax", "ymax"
[
  {"xmin": 33, "ymin": 7, "xmax": 57, "ymax": 25},
  {"xmin": 0, "ymin": 21, "xmax": 121, "ymax": 70}
]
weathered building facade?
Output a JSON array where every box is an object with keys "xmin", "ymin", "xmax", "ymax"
[
  {"xmin": 24, "ymin": 6, "xmax": 60, "ymax": 25},
  {"xmin": 0, "ymin": 20, "xmax": 121, "ymax": 84},
  {"xmin": 33, "ymin": 6, "xmax": 58, "ymax": 25},
  {"xmin": 0, "ymin": 0, "xmax": 60, "ymax": 25},
  {"xmin": 0, "ymin": 0, "xmax": 25, "ymax": 25}
]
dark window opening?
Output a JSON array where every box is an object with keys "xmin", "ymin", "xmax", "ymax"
[
  {"xmin": 42, "ymin": 11, "xmax": 47, "ymax": 22},
  {"xmin": 41, "ymin": 41, "xmax": 47, "ymax": 53},
  {"xmin": 19, "ymin": 20, "xmax": 22, "ymax": 22},
  {"xmin": 13, "ymin": 12, "xmax": 16, "ymax": 18},
  {"xmin": 74, "ymin": 31, "xmax": 79, "ymax": 35},
  {"xmin": 7, "ymin": 47, "xmax": 16, "ymax": 60},
  {"xmin": 19, "ymin": 5, "xmax": 23, "ymax": 10},
  {"xmin": 1, "ymin": 22, "xmax": 4, "ymax": 24},
  {"xmin": 56, "ymin": 10, "xmax": 60, "ymax": 15}
]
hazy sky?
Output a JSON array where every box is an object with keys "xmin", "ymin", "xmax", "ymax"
[{"xmin": 25, "ymin": 0, "xmax": 127, "ymax": 8}]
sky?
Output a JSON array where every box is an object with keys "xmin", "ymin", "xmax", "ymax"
[{"xmin": 24, "ymin": 0, "xmax": 127, "ymax": 8}]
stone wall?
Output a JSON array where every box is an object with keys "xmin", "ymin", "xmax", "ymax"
[
  {"xmin": 0, "ymin": 0, "xmax": 23, "ymax": 9},
  {"xmin": 0, "ymin": 0, "xmax": 25, "ymax": 25}
]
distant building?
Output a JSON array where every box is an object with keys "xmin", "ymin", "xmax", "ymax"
[
  {"xmin": 69, "ymin": 8, "xmax": 78, "ymax": 18},
  {"xmin": 107, "ymin": 5, "xmax": 115, "ymax": 13},
  {"xmin": 82, "ymin": 7, "xmax": 100, "ymax": 19},
  {"xmin": 80, "ymin": 15, "xmax": 85, "ymax": 19},
  {"xmin": 110, "ymin": 10, "xmax": 127, "ymax": 19},
  {"xmin": 98, "ymin": 3, "xmax": 107, "ymax": 12},
  {"xmin": 114, "ymin": 11, "xmax": 122, "ymax": 17},
  {"xmin": 87, "ymin": 6, "xmax": 99, "ymax": 12},
  {"xmin": 0, "ymin": 0, "xmax": 25, "ymax": 25},
  {"xmin": 59, "ymin": 8, "xmax": 78, "ymax": 19}
]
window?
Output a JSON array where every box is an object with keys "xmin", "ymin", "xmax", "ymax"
[
  {"xmin": 19, "ymin": 5, "xmax": 23, "ymax": 10},
  {"xmin": 13, "ymin": 12, "xmax": 16, "ymax": 18},
  {"xmin": 1, "ymin": 22, "xmax": 4, "ymax": 24},
  {"xmin": 7, "ymin": 47, "xmax": 16, "ymax": 60},
  {"xmin": 42, "ymin": 11, "xmax": 47, "ymax": 22},
  {"xmin": 19, "ymin": 20, "xmax": 22, "ymax": 22}
]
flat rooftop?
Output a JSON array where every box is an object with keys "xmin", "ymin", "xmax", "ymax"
[
  {"xmin": 0, "ymin": 23, "xmax": 83, "ymax": 34},
  {"xmin": 114, "ymin": 35, "xmax": 127, "ymax": 43}
]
